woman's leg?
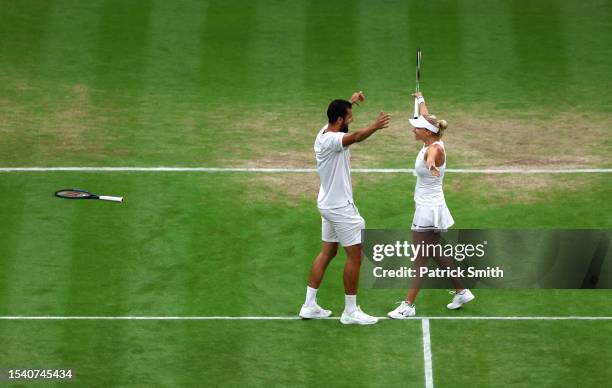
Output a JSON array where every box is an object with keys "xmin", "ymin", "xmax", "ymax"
[
  {"xmin": 429, "ymin": 231, "xmax": 466, "ymax": 291},
  {"xmin": 405, "ymin": 230, "xmax": 434, "ymax": 304}
]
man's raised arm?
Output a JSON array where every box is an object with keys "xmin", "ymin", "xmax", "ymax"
[{"xmin": 342, "ymin": 112, "xmax": 391, "ymax": 147}]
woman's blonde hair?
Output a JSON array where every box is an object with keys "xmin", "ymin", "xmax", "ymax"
[{"xmin": 424, "ymin": 114, "xmax": 448, "ymax": 136}]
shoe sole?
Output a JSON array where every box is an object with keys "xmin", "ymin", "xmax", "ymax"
[
  {"xmin": 340, "ymin": 317, "xmax": 378, "ymax": 325},
  {"xmin": 299, "ymin": 313, "xmax": 332, "ymax": 319},
  {"xmin": 387, "ymin": 312, "xmax": 415, "ymax": 319}
]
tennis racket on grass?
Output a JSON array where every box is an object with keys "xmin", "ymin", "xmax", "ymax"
[
  {"xmin": 55, "ymin": 189, "xmax": 124, "ymax": 203},
  {"xmin": 413, "ymin": 47, "xmax": 421, "ymax": 118}
]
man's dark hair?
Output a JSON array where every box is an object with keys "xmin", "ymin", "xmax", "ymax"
[{"xmin": 327, "ymin": 99, "xmax": 352, "ymax": 124}]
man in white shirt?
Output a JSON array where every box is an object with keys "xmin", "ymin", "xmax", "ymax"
[{"xmin": 299, "ymin": 91, "xmax": 390, "ymax": 325}]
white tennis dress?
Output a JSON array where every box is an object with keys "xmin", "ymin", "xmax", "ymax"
[{"xmin": 412, "ymin": 140, "xmax": 454, "ymax": 231}]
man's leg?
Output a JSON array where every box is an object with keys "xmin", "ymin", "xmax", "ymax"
[
  {"xmin": 343, "ymin": 244, "xmax": 362, "ymax": 295},
  {"xmin": 299, "ymin": 242, "xmax": 338, "ymax": 318},
  {"xmin": 307, "ymin": 242, "xmax": 339, "ymax": 289},
  {"xmin": 339, "ymin": 243, "xmax": 378, "ymax": 324}
]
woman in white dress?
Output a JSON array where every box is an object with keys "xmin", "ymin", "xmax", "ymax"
[{"xmin": 388, "ymin": 91, "xmax": 475, "ymax": 319}]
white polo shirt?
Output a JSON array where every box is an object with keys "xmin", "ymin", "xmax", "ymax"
[{"xmin": 314, "ymin": 124, "xmax": 354, "ymax": 209}]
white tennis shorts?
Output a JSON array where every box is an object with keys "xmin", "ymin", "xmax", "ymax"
[
  {"xmin": 411, "ymin": 204, "xmax": 455, "ymax": 231},
  {"xmin": 319, "ymin": 203, "xmax": 365, "ymax": 247}
]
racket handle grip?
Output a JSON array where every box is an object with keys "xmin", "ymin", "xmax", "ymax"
[
  {"xmin": 99, "ymin": 195, "xmax": 124, "ymax": 203},
  {"xmin": 413, "ymin": 98, "xmax": 419, "ymax": 118}
]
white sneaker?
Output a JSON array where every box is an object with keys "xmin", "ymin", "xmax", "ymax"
[
  {"xmin": 387, "ymin": 301, "xmax": 416, "ymax": 319},
  {"xmin": 299, "ymin": 303, "xmax": 332, "ymax": 319},
  {"xmin": 340, "ymin": 306, "xmax": 378, "ymax": 325},
  {"xmin": 446, "ymin": 289, "xmax": 475, "ymax": 310}
]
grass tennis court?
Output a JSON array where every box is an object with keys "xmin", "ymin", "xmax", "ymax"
[{"xmin": 1, "ymin": 0, "xmax": 611, "ymax": 386}]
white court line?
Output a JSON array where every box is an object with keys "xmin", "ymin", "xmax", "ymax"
[
  {"xmin": 3, "ymin": 316, "xmax": 608, "ymax": 388},
  {"xmin": 0, "ymin": 167, "xmax": 611, "ymax": 173},
  {"xmin": 1, "ymin": 316, "xmax": 611, "ymax": 320},
  {"xmin": 422, "ymin": 318, "xmax": 434, "ymax": 388}
]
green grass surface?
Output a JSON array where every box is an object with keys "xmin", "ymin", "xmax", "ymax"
[
  {"xmin": 432, "ymin": 320, "xmax": 612, "ymax": 388},
  {"xmin": 1, "ymin": 320, "xmax": 425, "ymax": 387},
  {"xmin": 1, "ymin": 0, "xmax": 611, "ymax": 386},
  {"xmin": 1, "ymin": 0, "xmax": 611, "ymax": 167},
  {"xmin": 0, "ymin": 172, "xmax": 611, "ymax": 315},
  {"xmin": 1, "ymin": 173, "xmax": 612, "ymax": 386}
]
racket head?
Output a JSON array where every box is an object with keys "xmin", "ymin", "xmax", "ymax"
[{"xmin": 54, "ymin": 189, "xmax": 98, "ymax": 200}]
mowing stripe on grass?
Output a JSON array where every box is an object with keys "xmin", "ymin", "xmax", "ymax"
[
  {"xmin": 422, "ymin": 318, "xmax": 434, "ymax": 388},
  {"xmin": 0, "ymin": 167, "xmax": 611, "ymax": 173},
  {"xmin": 1, "ymin": 316, "xmax": 612, "ymax": 320}
]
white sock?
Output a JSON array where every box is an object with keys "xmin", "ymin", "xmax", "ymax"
[
  {"xmin": 304, "ymin": 286, "xmax": 318, "ymax": 307},
  {"xmin": 345, "ymin": 294, "xmax": 357, "ymax": 314}
]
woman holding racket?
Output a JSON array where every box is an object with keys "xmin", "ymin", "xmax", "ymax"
[{"xmin": 387, "ymin": 91, "xmax": 474, "ymax": 319}]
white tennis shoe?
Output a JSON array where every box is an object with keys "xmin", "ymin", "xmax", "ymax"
[
  {"xmin": 299, "ymin": 303, "xmax": 332, "ymax": 319},
  {"xmin": 387, "ymin": 301, "xmax": 416, "ymax": 319},
  {"xmin": 340, "ymin": 306, "xmax": 378, "ymax": 325},
  {"xmin": 447, "ymin": 289, "xmax": 475, "ymax": 310}
]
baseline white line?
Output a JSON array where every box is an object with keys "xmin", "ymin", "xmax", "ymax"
[
  {"xmin": 0, "ymin": 316, "xmax": 304, "ymax": 320},
  {"xmin": 420, "ymin": 316, "xmax": 612, "ymax": 320},
  {"xmin": 1, "ymin": 316, "xmax": 611, "ymax": 320},
  {"xmin": 422, "ymin": 318, "xmax": 434, "ymax": 388},
  {"xmin": 0, "ymin": 167, "xmax": 611, "ymax": 173}
]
